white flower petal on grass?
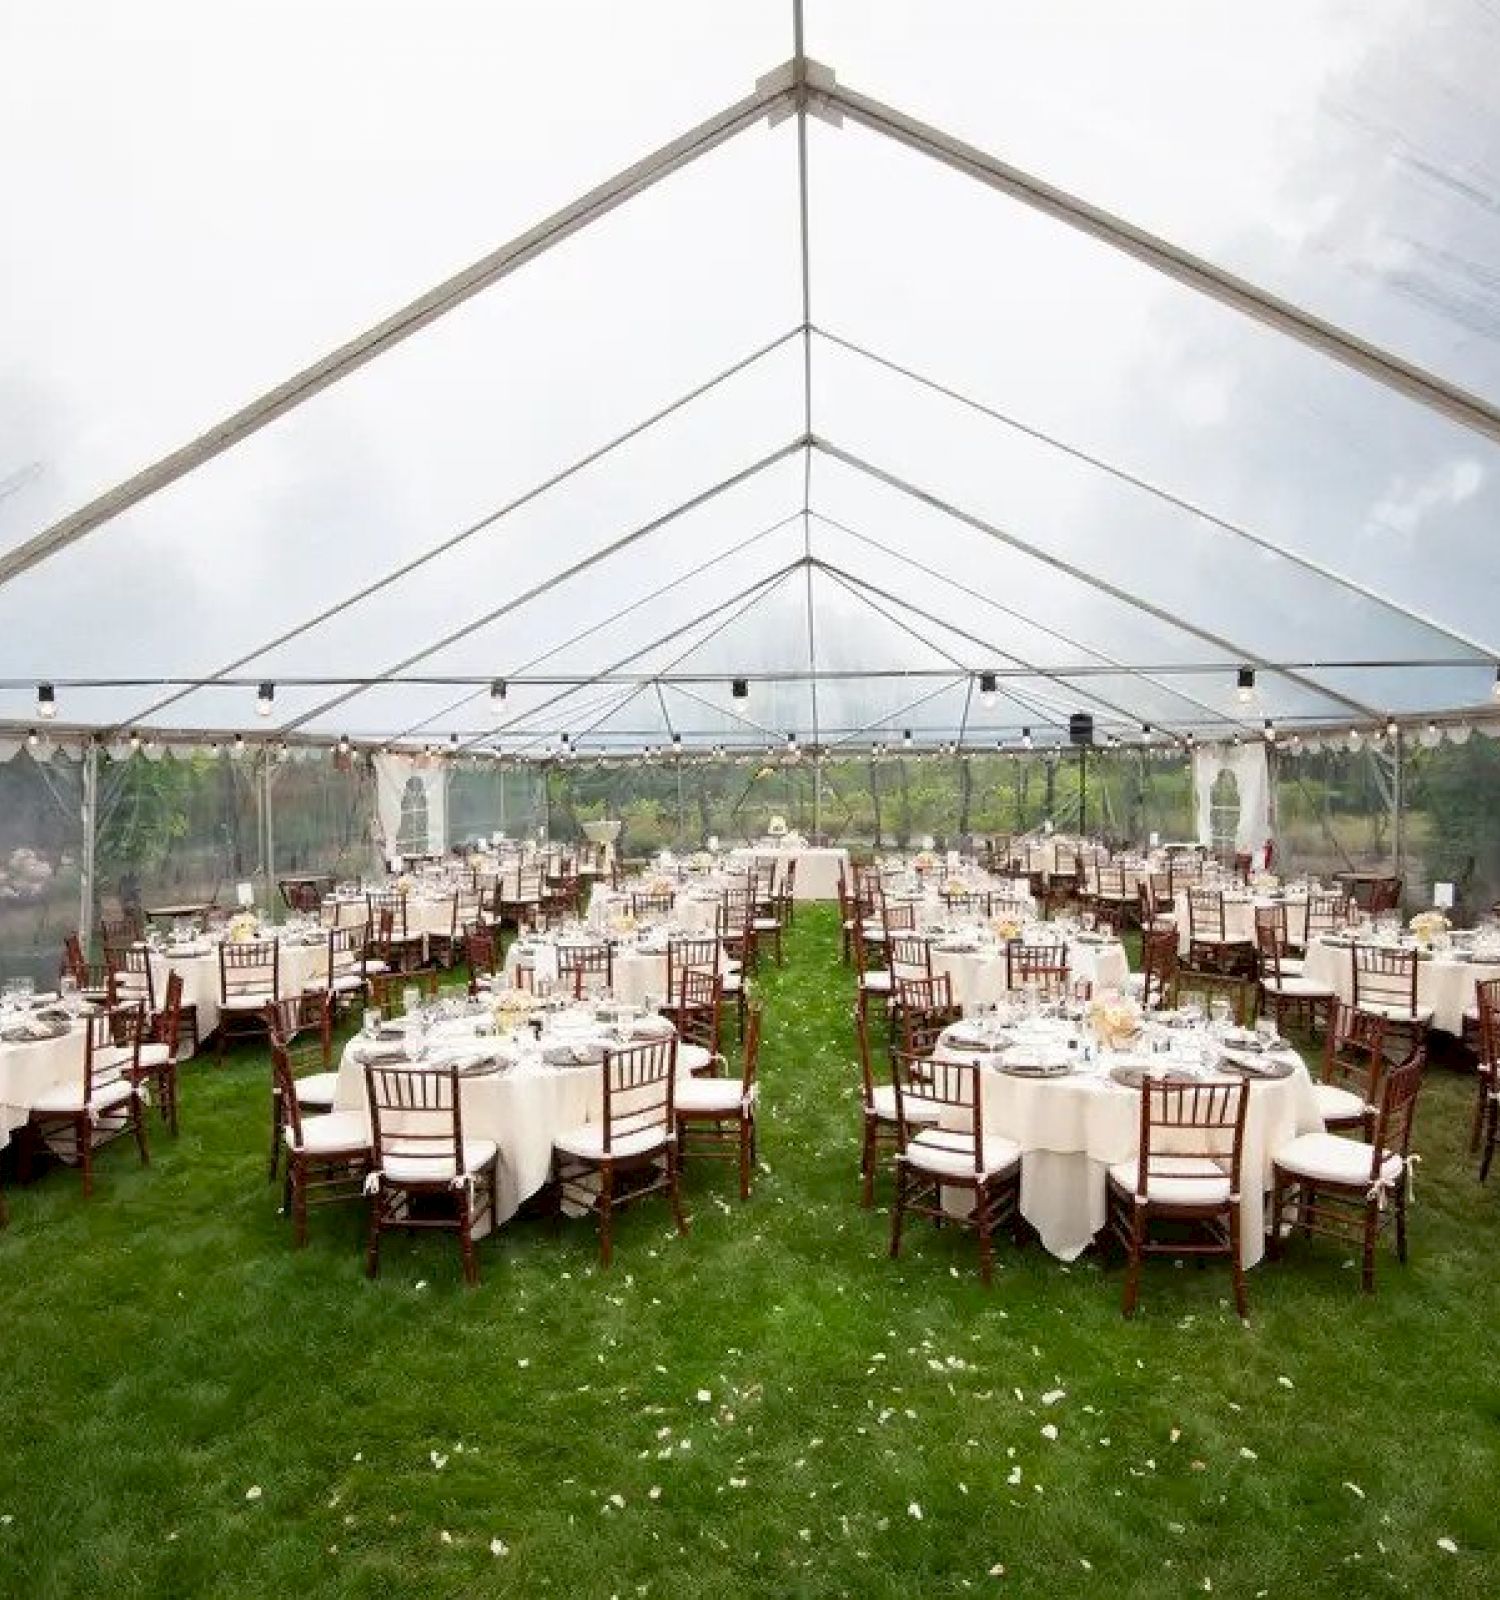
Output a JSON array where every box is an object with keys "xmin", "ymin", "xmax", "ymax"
[
  {"xmin": 1343, "ymin": 1483, "xmax": 1366, "ymax": 1500},
  {"xmin": 244, "ymin": 1486, "xmax": 262, "ymax": 1502},
  {"xmin": 1238, "ymin": 1448, "xmax": 1257, "ymax": 1461},
  {"xmin": 1041, "ymin": 1390, "xmax": 1066, "ymax": 1407},
  {"xmin": 989, "ymin": 1563, "xmax": 1006, "ymax": 1577},
  {"xmin": 430, "ymin": 1452, "xmax": 448, "ymax": 1471},
  {"xmin": 1006, "ymin": 1467, "xmax": 1022, "ymax": 1486},
  {"xmin": 696, "ymin": 1389, "xmax": 712, "ymax": 1404},
  {"xmin": 1437, "ymin": 1538, "xmax": 1459, "ymax": 1554},
  {"xmin": 490, "ymin": 1538, "xmax": 510, "ymax": 1557},
  {"xmin": 908, "ymin": 1502, "xmax": 923, "ymax": 1520},
  {"xmin": 1040, "ymin": 1424, "xmax": 1058, "ymax": 1442},
  {"xmin": 439, "ymin": 1530, "xmax": 453, "ymax": 1545},
  {"xmin": 648, "ymin": 1487, "xmax": 662, "ymax": 1501}
]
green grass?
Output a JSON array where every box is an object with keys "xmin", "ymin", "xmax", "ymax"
[{"xmin": 1, "ymin": 905, "xmax": 1498, "ymax": 1598}]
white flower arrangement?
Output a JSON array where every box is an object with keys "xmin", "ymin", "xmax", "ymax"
[
  {"xmin": 1409, "ymin": 910, "xmax": 1450, "ymax": 946},
  {"xmin": 226, "ymin": 911, "xmax": 260, "ymax": 944},
  {"xmin": 766, "ymin": 815, "xmax": 789, "ymax": 838},
  {"xmin": 1087, "ymin": 994, "xmax": 1143, "ymax": 1049}
]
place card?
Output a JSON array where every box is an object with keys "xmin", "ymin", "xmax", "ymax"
[{"xmin": 1433, "ymin": 881, "xmax": 1455, "ymax": 909}]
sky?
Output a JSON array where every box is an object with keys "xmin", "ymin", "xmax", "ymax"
[{"xmin": 2, "ymin": 0, "xmax": 1499, "ymax": 747}]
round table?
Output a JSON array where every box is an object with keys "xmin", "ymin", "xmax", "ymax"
[
  {"xmin": 145, "ymin": 936, "xmax": 330, "ymax": 1048},
  {"xmin": 932, "ymin": 1023, "xmax": 1323, "ymax": 1265},
  {"xmin": 1300, "ymin": 935, "xmax": 1500, "ymax": 1035},
  {"xmin": 922, "ymin": 934, "xmax": 1130, "ymax": 1012},
  {"xmin": 332, "ymin": 1006, "xmax": 691, "ymax": 1228},
  {"xmin": 1172, "ymin": 892, "xmax": 1309, "ymax": 956}
]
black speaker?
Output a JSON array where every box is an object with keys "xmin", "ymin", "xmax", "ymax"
[{"xmin": 1068, "ymin": 712, "xmax": 1094, "ymax": 748}]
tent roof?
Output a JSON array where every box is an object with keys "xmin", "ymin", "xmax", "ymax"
[{"xmin": 4, "ymin": 0, "xmax": 1500, "ymax": 754}]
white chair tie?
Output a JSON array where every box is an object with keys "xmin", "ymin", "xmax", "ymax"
[
  {"xmin": 1367, "ymin": 1152, "xmax": 1420, "ymax": 1210},
  {"xmin": 362, "ymin": 1169, "xmax": 383, "ymax": 1195}
]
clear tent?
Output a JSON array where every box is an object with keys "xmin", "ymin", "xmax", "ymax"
[{"xmin": 5, "ymin": 1, "xmax": 1500, "ymax": 967}]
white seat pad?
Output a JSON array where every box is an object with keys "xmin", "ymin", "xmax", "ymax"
[
  {"xmin": 553, "ymin": 1124, "xmax": 668, "ymax": 1162},
  {"xmin": 287, "ymin": 1109, "xmax": 368, "ymax": 1156},
  {"xmin": 329, "ymin": 974, "xmax": 366, "ymax": 993},
  {"xmin": 1355, "ymin": 1001, "xmax": 1434, "ymax": 1025},
  {"xmin": 362, "ymin": 959, "xmax": 390, "ymax": 974},
  {"xmin": 860, "ymin": 971, "xmax": 892, "ymax": 993},
  {"xmin": 1274, "ymin": 1130, "xmax": 1402, "ymax": 1187},
  {"xmin": 902, "ymin": 1127, "xmax": 1021, "ymax": 1180},
  {"xmin": 753, "ymin": 917, "xmax": 781, "ymax": 932},
  {"xmin": 677, "ymin": 1044, "xmax": 715, "ymax": 1075},
  {"xmin": 33, "ymin": 1077, "xmax": 134, "ymax": 1116},
  {"xmin": 382, "ymin": 1138, "xmax": 498, "ymax": 1184},
  {"xmin": 137, "ymin": 1042, "xmax": 172, "ymax": 1069},
  {"xmin": 1312, "ymin": 1083, "xmax": 1368, "ymax": 1124},
  {"xmin": 675, "ymin": 1076, "xmax": 753, "ymax": 1115},
  {"xmin": 1108, "ymin": 1155, "xmax": 1232, "ymax": 1207},
  {"xmin": 1263, "ymin": 975, "xmax": 1334, "ymax": 999},
  {"xmin": 869, "ymin": 1083, "xmax": 941, "ymax": 1124},
  {"xmin": 221, "ymin": 993, "xmax": 275, "ymax": 1012},
  {"xmin": 720, "ymin": 971, "xmax": 743, "ymax": 994},
  {"xmin": 294, "ymin": 1071, "xmax": 340, "ymax": 1107}
]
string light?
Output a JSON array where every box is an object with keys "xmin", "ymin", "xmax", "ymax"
[
  {"xmin": 1235, "ymin": 667, "xmax": 1256, "ymax": 705},
  {"xmin": 37, "ymin": 683, "xmax": 55, "ymax": 720},
  {"xmin": 1385, "ymin": 717, "xmax": 1399, "ymax": 741},
  {"xmin": 338, "ymin": 734, "xmax": 351, "ymax": 756},
  {"xmin": 902, "ymin": 729, "xmax": 913, "ymax": 749},
  {"xmin": 1021, "ymin": 727, "xmax": 1032, "ymax": 750},
  {"xmin": 490, "ymin": 678, "xmax": 507, "ymax": 704},
  {"xmin": 231, "ymin": 733, "xmax": 245, "ymax": 759},
  {"xmin": 731, "ymin": 678, "xmax": 748, "ymax": 700},
  {"xmin": 26, "ymin": 728, "xmax": 39, "ymax": 751},
  {"xmin": 1263, "ymin": 718, "xmax": 1276, "ymax": 743},
  {"xmin": 978, "ymin": 671, "xmax": 998, "ymax": 709},
  {"xmin": 256, "ymin": 682, "xmax": 274, "ymax": 717}
]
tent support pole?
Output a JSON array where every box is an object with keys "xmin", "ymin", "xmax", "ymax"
[{"xmin": 79, "ymin": 740, "xmax": 97, "ymax": 954}]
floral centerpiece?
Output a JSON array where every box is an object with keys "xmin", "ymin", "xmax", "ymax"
[
  {"xmin": 1410, "ymin": 910, "xmax": 1450, "ymax": 947},
  {"xmin": 1250, "ymin": 871, "xmax": 1281, "ymax": 892},
  {"xmin": 766, "ymin": 815, "xmax": 789, "ymax": 839},
  {"xmin": 1088, "ymin": 994, "xmax": 1142, "ymax": 1049},
  {"xmin": 607, "ymin": 910, "xmax": 638, "ymax": 938},
  {"xmin": 395, "ymin": 872, "xmax": 415, "ymax": 896},
  {"xmin": 689, "ymin": 849, "xmax": 714, "ymax": 872},
  {"xmin": 491, "ymin": 988, "xmax": 537, "ymax": 1032},
  {"xmin": 912, "ymin": 850, "xmax": 937, "ymax": 874},
  {"xmin": 226, "ymin": 910, "xmax": 260, "ymax": 944},
  {"xmin": 990, "ymin": 916, "xmax": 1023, "ymax": 943}
]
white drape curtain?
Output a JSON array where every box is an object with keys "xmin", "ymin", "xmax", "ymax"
[
  {"xmin": 373, "ymin": 753, "xmax": 447, "ymax": 860},
  {"xmin": 1192, "ymin": 741, "xmax": 1273, "ymax": 858}
]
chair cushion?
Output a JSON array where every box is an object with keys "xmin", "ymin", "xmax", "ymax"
[
  {"xmin": 1263, "ymin": 975, "xmax": 1334, "ymax": 999},
  {"xmin": 32, "ymin": 1077, "xmax": 134, "ymax": 1116},
  {"xmin": 1274, "ymin": 1130, "xmax": 1402, "ymax": 1188},
  {"xmin": 381, "ymin": 1138, "xmax": 499, "ymax": 1185},
  {"xmin": 1355, "ymin": 1001, "xmax": 1434, "ymax": 1025},
  {"xmin": 294, "ymin": 1071, "xmax": 339, "ymax": 1108},
  {"xmin": 330, "ymin": 974, "xmax": 366, "ymax": 993},
  {"xmin": 720, "ymin": 971, "xmax": 743, "ymax": 994},
  {"xmin": 286, "ymin": 1109, "xmax": 368, "ymax": 1156},
  {"xmin": 362, "ymin": 959, "xmax": 390, "ymax": 975},
  {"xmin": 553, "ymin": 1123, "xmax": 668, "ymax": 1163},
  {"xmin": 1107, "ymin": 1155, "xmax": 1232, "ymax": 1207},
  {"xmin": 675, "ymin": 1076, "xmax": 753, "ymax": 1115},
  {"xmin": 752, "ymin": 918, "xmax": 781, "ymax": 932},
  {"xmin": 869, "ymin": 1083, "xmax": 941, "ymax": 1124},
  {"xmin": 221, "ymin": 993, "xmax": 275, "ymax": 1012},
  {"xmin": 1312, "ymin": 1083, "xmax": 1368, "ymax": 1125},
  {"xmin": 860, "ymin": 971, "xmax": 892, "ymax": 993},
  {"xmin": 677, "ymin": 1044, "xmax": 715, "ymax": 1075},
  {"xmin": 137, "ymin": 1042, "xmax": 172, "ymax": 1069},
  {"xmin": 902, "ymin": 1127, "xmax": 1021, "ymax": 1180}
]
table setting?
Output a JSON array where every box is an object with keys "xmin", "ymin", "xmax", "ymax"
[
  {"xmin": 903, "ymin": 913, "xmax": 1129, "ymax": 1011},
  {"xmin": 927, "ymin": 995, "xmax": 1322, "ymax": 1263},
  {"xmin": 331, "ymin": 991, "xmax": 685, "ymax": 1227},
  {"xmin": 0, "ymin": 979, "xmax": 98, "ymax": 1145}
]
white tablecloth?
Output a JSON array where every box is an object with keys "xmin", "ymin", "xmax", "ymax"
[
  {"xmin": 503, "ymin": 940, "xmax": 736, "ymax": 1009},
  {"xmin": 728, "ymin": 846, "xmax": 850, "ymax": 900},
  {"xmin": 585, "ymin": 884, "xmax": 721, "ymax": 935},
  {"xmin": 148, "ymin": 939, "xmax": 330, "ymax": 1047},
  {"xmin": 332, "ymin": 1019, "xmax": 691, "ymax": 1228},
  {"xmin": 0, "ymin": 1022, "xmax": 83, "ymax": 1142},
  {"xmin": 1300, "ymin": 937, "xmax": 1500, "ymax": 1035},
  {"xmin": 926, "ymin": 938, "xmax": 1130, "ymax": 1013},
  {"xmin": 931, "ymin": 1044, "xmax": 1322, "ymax": 1266},
  {"xmin": 1173, "ymin": 893, "xmax": 1309, "ymax": 956}
]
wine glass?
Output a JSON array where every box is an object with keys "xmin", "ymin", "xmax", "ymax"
[{"xmin": 59, "ymin": 974, "xmax": 80, "ymax": 1019}]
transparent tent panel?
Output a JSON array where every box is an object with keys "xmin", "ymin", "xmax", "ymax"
[
  {"xmin": 0, "ymin": 0, "xmax": 792, "ymax": 548},
  {"xmin": 0, "ymin": 752, "xmax": 85, "ymax": 985},
  {"xmin": 808, "ymin": 0, "xmax": 1500, "ymax": 407},
  {"xmin": 0, "ymin": 117, "xmax": 802, "ymax": 713},
  {"xmin": 807, "ymin": 115, "xmax": 1500, "ymax": 664}
]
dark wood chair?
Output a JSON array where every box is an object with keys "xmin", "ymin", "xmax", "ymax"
[
  {"xmin": 893, "ymin": 972, "xmax": 961, "ymax": 1055},
  {"xmin": 558, "ymin": 940, "xmax": 614, "ymax": 1000},
  {"xmin": 1270, "ymin": 1047, "xmax": 1426, "ymax": 1292},
  {"xmin": 666, "ymin": 936, "xmax": 720, "ymax": 1007},
  {"xmin": 1255, "ymin": 918, "xmax": 1333, "ymax": 1035},
  {"xmin": 850, "ymin": 915, "xmax": 892, "ymax": 1030},
  {"xmin": 367, "ymin": 966, "xmax": 441, "ymax": 1015},
  {"xmin": 888, "ymin": 1049, "xmax": 1022, "ymax": 1285},
  {"xmin": 670, "ymin": 967, "xmax": 722, "ymax": 1075},
  {"xmin": 1315, "ymin": 1000, "xmax": 1386, "ymax": 1137},
  {"xmin": 854, "ymin": 1004, "xmax": 937, "ymax": 1208},
  {"xmin": 550, "ymin": 1036, "xmax": 688, "ymax": 1268},
  {"xmin": 464, "ymin": 925, "xmax": 499, "ymax": 996},
  {"xmin": 322, "ymin": 924, "xmax": 369, "ymax": 1018},
  {"xmin": 675, "ymin": 999, "xmax": 762, "ymax": 1199},
  {"xmin": 1350, "ymin": 943, "xmax": 1432, "ymax": 1052},
  {"xmin": 630, "ymin": 889, "xmax": 676, "ymax": 920},
  {"xmin": 61, "ymin": 932, "xmax": 111, "ymax": 1005},
  {"xmin": 1005, "ymin": 938, "xmax": 1070, "ymax": 1000},
  {"xmin": 365, "ymin": 1063, "xmax": 499, "ymax": 1286},
  {"xmin": 1107, "ymin": 1077, "xmax": 1249, "ymax": 1318},
  {"xmin": 264, "ymin": 991, "xmax": 335, "ymax": 1181},
  {"xmin": 1185, "ymin": 888, "xmax": 1254, "ymax": 977},
  {"xmin": 1135, "ymin": 925, "xmax": 1179, "ymax": 1012},
  {"xmin": 270, "ymin": 1029, "xmax": 368, "ymax": 1247},
  {"xmin": 216, "ymin": 939, "xmax": 280, "ymax": 1059},
  {"xmin": 26, "ymin": 1004, "xmax": 149, "ymax": 1198},
  {"xmin": 129, "ymin": 969, "xmax": 186, "ymax": 1135},
  {"xmin": 1470, "ymin": 977, "xmax": 1499, "ymax": 1176}
]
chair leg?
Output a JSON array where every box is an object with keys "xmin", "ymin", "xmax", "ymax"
[
  {"xmin": 1229, "ymin": 1209, "xmax": 1248, "ymax": 1320},
  {"xmin": 268, "ymin": 1093, "xmax": 283, "ymax": 1182},
  {"xmin": 365, "ymin": 1188, "xmax": 383, "ymax": 1279},
  {"xmin": 1268, "ymin": 1177, "xmax": 1287, "ymax": 1259},
  {"xmin": 738, "ymin": 1114, "xmax": 752, "ymax": 1201},
  {"xmin": 1482, "ymin": 1101, "xmax": 1498, "ymax": 1183},
  {"xmin": 976, "ymin": 1188, "xmax": 994, "ymax": 1287},
  {"xmin": 458, "ymin": 1187, "xmax": 479, "ymax": 1288},
  {"xmin": 292, "ymin": 1161, "xmax": 308, "ymax": 1248},
  {"xmin": 1122, "ymin": 1209, "xmax": 1144, "ymax": 1317},
  {"xmin": 598, "ymin": 1165, "xmax": 614, "ymax": 1269},
  {"xmin": 859, "ymin": 1118, "xmax": 876, "ymax": 1209},
  {"xmin": 1395, "ymin": 1177, "xmax": 1409, "ymax": 1265},
  {"xmin": 669, "ymin": 1144, "xmax": 689, "ymax": 1236},
  {"xmin": 1361, "ymin": 1207, "xmax": 1378, "ymax": 1293},
  {"xmin": 131, "ymin": 1095, "xmax": 150, "ymax": 1168},
  {"xmin": 1470, "ymin": 1080, "xmax": 1488, "ymax": 1154},
  {"xmin": 888, "ymin": 1165, "xmax": 906, "ymax": 1260},
  {"xmin": 78, "ymin": 1118, "xmax": 93, "ymax": 1200}
]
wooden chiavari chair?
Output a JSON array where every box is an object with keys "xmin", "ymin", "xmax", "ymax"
[
  {"xmin": 1470, "ymin": 976, "xmax": 1499, "ymax": 1166},
  {"xmin": 263, "ymin": 991, "xmax": 336, "ymax": 1180},
  {"xmin": 367, "ymin": 967, "xmax": 441, "ymax": 1015},
  {"xmin": 851, "ymin": 916, "xmax": 892, "ymax": 1029},
  {"xmin": 1304, "ymin": 892, "xmax": 1354, "ymax": 941},
  {"xmin": 550, "ymin": 1036, "xmax": 688, "ymax": 1268},
  {"xmin": 1315, "ymin": 1000, "xmax": 1387, "ymax": 1137},
  {"xmin": 26, "ymin": 1004, "xmax": 149, "ymax": 1197},
  {"xmin": 427, "ymin": 889, "xmax": 467, "ymax": 970},
  {"xmin": 836, "ymin": 868, "xmax": 859, "ymax": 964},
  {"xmin": 630, "ymin": 889, "xmax": 676, "ymax": 920},
  {"xmin": 1005, "ymin": 939, "xmax": 1069, "ymax": 1000},
  {"xmin": 270, "ymin": 1026, "xmax": 368, "ymax": 1246},
  {"xmin": 777, "ymin": 859, "xmax": 798, "ymax": 927},
  {"xmin": 464, "ymin": 926, "xmax": 499, "ymax": 996},
  {"xmin": 1270, "ymin": 1047, "xmax": 1426, "ymax": 1292},
  {"xmin": 558, "ymin": 940, "xmax": 614, "ymax": 1000},
  {"xmin": 675, "ymin": 999, "xmax": 762, "ymax": 1199},
  {"xmin": 61, "ymin": 932, "xmax": 111, "ymax": 1005},
  {"xmin": 1107, "ymin": 1077, "xmax": 1249, "ymax": 1318},
  {"xmin": 894, "ymin": 972, "xmax": 961, "ymax": 1055},
  {"xmin": 888, "ymin": 1049, "xmax": 1022, "ymax": 1286},
  {"xmin": 1185, "ymin": 888, "xmax": 1252, "ymax": 975},
  {"xmin": 125, "ymin": 970, "xmax": 186, "ymax": 1136},
  {"xmin": 1255, "ymin": 917, "xmax": 1333, "ymax": 1035},
  {"xmin": 216, "ymin": 939, "xmax": 280, "ymax": 1059},
  {"xmin": 853, "ymin": 1005, "xmax": 939, "ymax": 1208},
  {"xmin": 322, "ymin": 924, "xmax": 370, "ymax": 1018},
  {"xmin": 1350, "ymin": 943, "xmax": 1432, "ymax": 1051},
  {"xmin": 105, "ymin": 941, "xmax": 156, "ymax": 1017},
  {"xmin": 365, "ymin": 1063, "xmax": 499, "ymax": 1286},
  {"xmin": 669, "ymin": 967, "xmax": 723, "ymax": 1075},
  {"xmin": 888, "ymin": 934, "xmax": 934, "ymax": 986},
  {"xmin": 99, "ymin": 911, "xmax": 144, "ymax": 949},
  {"xmin": 1133, "ymin": 925, "xmax": 1179, "ymax": 1013}
]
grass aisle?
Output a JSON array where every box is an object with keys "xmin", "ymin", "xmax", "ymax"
[{"xmin": 1, "ymin": 905, "xmax": 1497, "ymax": 1597}]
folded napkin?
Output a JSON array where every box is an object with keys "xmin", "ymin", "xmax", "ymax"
[
  {"xmin": 542, "ymin": 1041, "xmax": 604, "ymax": 1066},
  {"xmin": 356, "ymin": 1042, "xmax": 410, "ymax": 1065},
  {"xmin": 1, "ymin": 1016, "xmax": 69, "ymax": 1043},
  {"xmin": 631, "ymin": 1014, "xmax": 674, "ymax": 1040}
]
